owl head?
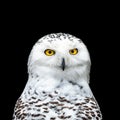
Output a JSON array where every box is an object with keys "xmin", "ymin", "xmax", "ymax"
[{"xmin": 28, "ymin": 33, "xmax": 91, "ymax": 83}]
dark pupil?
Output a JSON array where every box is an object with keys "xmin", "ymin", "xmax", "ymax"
[
  {"xmin": 48, "ymin": 51, "xmax": 52, "ymax": 54},
  {"xmin": 71, "ymin": 50, "xmax": 74, "ymax": 53}
]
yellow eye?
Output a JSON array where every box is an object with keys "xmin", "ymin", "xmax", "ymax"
[
  {"xmin": 69, "ymin": 48, "xmax": 78, "ymax": 55},
  {"xmin": 44, "ymin": 49, "xmax": 55, "ymax": 56}
]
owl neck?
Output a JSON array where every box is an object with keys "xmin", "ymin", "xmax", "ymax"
[{"xmin": 22, "ymin": 65, "xmax": 92, "ymax": 98}]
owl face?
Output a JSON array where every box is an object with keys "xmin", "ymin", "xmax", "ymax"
[{"xmin": 28, "ymin": 33, "xmax": 91, "ymax": 75}]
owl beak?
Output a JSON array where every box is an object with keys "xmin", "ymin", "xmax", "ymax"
[{"xmin": 61, "ymin": 58, "xmax": 65, "ymax": 71}]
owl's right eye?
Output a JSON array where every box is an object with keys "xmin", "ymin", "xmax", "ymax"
[
  {"xmin": 69, "ymin": 48, "xmax": 78, "ymax": 55},
  {"xmin": 44, "ymin": 49, "xmax": 55, "ymax": 56}
]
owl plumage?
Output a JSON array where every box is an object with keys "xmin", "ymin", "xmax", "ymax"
[{"xmin": 13, "ymin": 33, "xmax": 102, "ymax": 120}]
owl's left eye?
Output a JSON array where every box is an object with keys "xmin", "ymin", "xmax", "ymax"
[
  {"xmin": 69, "ymin": 48, "xmax": 78, "ymax": 55},
  {"xmin": 44, "ymin": 49, "xmax": 55, "ymax": 56}
]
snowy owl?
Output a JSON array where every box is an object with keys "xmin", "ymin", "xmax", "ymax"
[{"xmin": 13, "ymin": 33, "xmax": 102, "ymax": 120}]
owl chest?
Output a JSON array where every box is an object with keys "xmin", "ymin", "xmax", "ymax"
[{"xmin": 19, "ymin": 90, "xmax": 101, "ymax": 120}]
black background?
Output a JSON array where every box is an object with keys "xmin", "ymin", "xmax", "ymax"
[{"xmin": 3, "ymin": 4, "xmax": 117, "ymax": 120}]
